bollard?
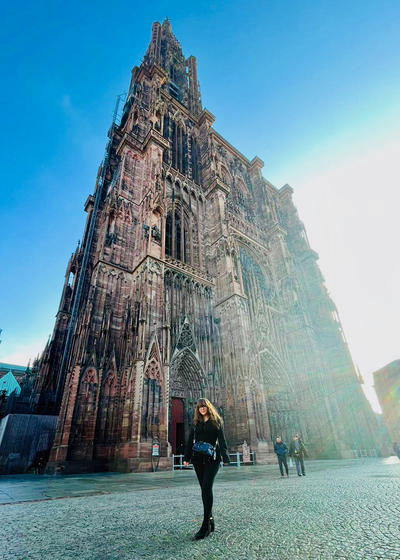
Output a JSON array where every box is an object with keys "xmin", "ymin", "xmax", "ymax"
[{"xmin": 236, "ymin": 451, "xmax": 241, "ymax": 468}]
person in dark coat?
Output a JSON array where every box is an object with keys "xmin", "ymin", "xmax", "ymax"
[
  {"xmin": 274, "ymin": 436, "xmax": 289, "ymax": 477},
  {"xmin": 183, "ymin": 398, "xmax": 230, "ymax": 540},
  {"xmin": 289, "ymin": 434, "xmax": 307, "ymax": 476}
]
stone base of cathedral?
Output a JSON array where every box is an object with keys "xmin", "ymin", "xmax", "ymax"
[
  {"xmin": 254, "ymin": 441, "xmax": 276, "ymax": 465},
  {"xmin": 126, "ymin": 457, "xmax": 172, "ymax": 472},
  {"xmin": 45, "ymin": 459, "xmax": 108, "ymax": 475},
  {"xmin": 45, "ymin": 456, "xmax": 173, "ymax": 474}
]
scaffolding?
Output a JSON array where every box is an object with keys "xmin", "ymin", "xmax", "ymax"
[{"xmin": 54, "ymin": 94, "xmax": 126, "ymax": 407}]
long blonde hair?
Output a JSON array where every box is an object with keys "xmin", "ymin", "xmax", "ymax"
[{"xmin": 193, "ymin": 398, "xmax": 223, "ymax": 427}]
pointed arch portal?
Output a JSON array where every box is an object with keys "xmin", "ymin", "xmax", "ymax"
[{"xmin": 169, "ymin": 320, "xmax": 207, "ymax": 454}]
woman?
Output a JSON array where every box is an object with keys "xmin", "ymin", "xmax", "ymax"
[{"xmin": 183, "ymin": 398, "xmax": 230, "ymax": 540}]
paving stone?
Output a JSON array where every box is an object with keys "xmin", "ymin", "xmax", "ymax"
[{"xmin": 0, "ymin": 458, "xmax": 399, "ymax": 559}]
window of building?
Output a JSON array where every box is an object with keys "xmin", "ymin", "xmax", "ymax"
[{"xmin": 171, "ymin": 122, "xmax": 186, "ymax": 174}]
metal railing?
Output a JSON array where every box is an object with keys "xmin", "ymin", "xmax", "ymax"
[
  {"xmin": 172, "ymin": 451, "xmax": 255, "ymax": 471},
  {"xmin": 351, "ymin": 449, "xmax": 379, "ymax": 458}
]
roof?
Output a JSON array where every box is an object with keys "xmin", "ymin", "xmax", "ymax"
[
  {"xmin": 0, "ymin": 371, "xmax": 21, "ymax": 396},
  {"xmin": 373, "ymin": 359, "xmax": 400, "ymax": 377},
  {"xmin": 0, "ymin": 362, "xmax": 28, "ymax": 373}
]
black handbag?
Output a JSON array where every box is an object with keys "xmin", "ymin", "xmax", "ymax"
[{"xmin": 192, "ymin": 427, "xmax": 216, "ymax": 460}]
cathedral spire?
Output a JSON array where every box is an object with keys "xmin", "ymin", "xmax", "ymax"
[
  {"xmin": 162, "ymin": 17, "xmax": 171, "ymax": 32},
  {"xmin": 142, "ymin": 20, "xmax": 202, "ymax": 116}
]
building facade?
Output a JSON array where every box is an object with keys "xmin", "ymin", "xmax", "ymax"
[
  {"xmin": 0, "ymin": 362, "xmax": 38, "ymax": 418},
  {"xmin": 0, "ymin": 362, "xmax": 28, "ymax": 385},
  {"xmin": 373, "ymin": 360, "xmax": 400, "ymax": 444},
  {"xmin": 33, "ymin": 20, "xmax": 378, "ymax": 472}
]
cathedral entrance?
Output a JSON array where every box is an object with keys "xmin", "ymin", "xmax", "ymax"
[
  {"xmin": 171, "ymin": 398, "xmax": 185, "ymax": 454},
  {"xmin": 168, "ymin": 319, "xmax": 208, "ymax": 455}
]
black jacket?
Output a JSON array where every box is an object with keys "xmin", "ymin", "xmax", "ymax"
[
  {"xmin": 274, "ymin": 441, "xmax": 288, "ymax": 457},
  {"xmin": 184, "ymin": 420, "xmax": 230, "ymax": 464},
  {"xmin": 289, "ymin": 439, "xmax": 307, "ymax": 458}
]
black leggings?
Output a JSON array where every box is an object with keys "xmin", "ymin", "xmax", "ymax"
[{"xmin": 193, "ymin": 459, "xmax": 220, "ymax": 520}]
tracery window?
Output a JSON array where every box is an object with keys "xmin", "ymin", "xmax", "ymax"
[
  {"xmin": 191, "ymin": 137, "xmax": 200, "ymax": 184},
  {"xmin": 235, "ymin": 178, "xmax": 247, "ymax": 205},
  {"xmin": 163, "ymin": 114, "xmax": 170, "ymax": 139},
  {"xmin": 183, "ymin": 216, "xmax": 190, "ymax": 263},
  {"xmin": 240, "ymin": 250, "xmax": 271, "ymax": 319},
  {"xmin": 74, "ymin": 369, "xmax": 98, "ymax": 441},
  {"xmin": 165, "ymin": 203, "xmax": 196, "ymax": 265},
  {"xmin": 221, "ymin": 166, "xmax": 231, "ymax": 185},
  {"xmin": 141, "ymin": 360, "xmax": 162, "ymax": 440},
  {"xmin": 171, "ymin": 122, "xmax": 186, "ymax": 174},
  {"xmin": 175, "ymin": 210, "xmax": 182, "ymax": 258},
  {"xmin": 166, "ymin": 213, "xmax": 173, "ymax": 256},
  {"xmin": 97, "ymin": 372, "xmax": 117, "ymax": 442}
]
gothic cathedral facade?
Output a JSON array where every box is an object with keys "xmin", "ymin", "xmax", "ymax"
[{"xmin": 33, "ymin": 20, "xmax": 378, "ymax": 472}]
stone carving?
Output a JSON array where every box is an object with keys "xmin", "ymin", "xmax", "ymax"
[{"xmin": 242, "ymin": 440, "xmax": 251, "ymax": 463}]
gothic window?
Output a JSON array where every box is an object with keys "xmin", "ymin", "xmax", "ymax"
[
  {"xmin": 240, "ymin": 250, "xmax": 271, "ymax": 320},
  {"xmin": 98, "ymin": 372, "xmax": 117, "ymax": 442},
  {"xmin": 169, "ymin": 64, "xmax": 177, "ymax": 84},
  {"xmin": 235, "ymin": 178, "xmax": 247, "ymax": 205},
  {"xmin": 141, "ymin": 360, "xmax": 162, "ymax": 440},
  {"xmin": 192, "ymin": 220, "xmax": 199, "ymax": 268},
  {"xmin": 67, "ymin": 271, "xmax": 75, "ymax": 288},
  {"xmin": 163, "ymin": 115, "xmax": 170, "ymax": 164},
  {"xmin": 154, "ymin": 111, "xmax": 161, "ymax": 132},
  {"xmin": 163, "ymin": 114, "xmax": 170, "ymax": 139},
  {"xmin": 191, "ymin": 137, "xmax": 200, "ymax": 184},
  {"xmin": 169, "ymin": 82, "xmax": 180, "ymax": 101},
  {"xmin": 175, "ymin": 210, "xmax": 181, "ymax": 259},
  {"xmin": 166, "ymin": 175, "xmax": 173, "ymax": 197},
  {"xmin": 171, "ymin": 121, "xmax": 177, "ymax": 167},
  {"xmin": 74, "ymin": 369, "xmax": 98, "ymax": 441},
  {"xmin": 172, "ymin": 122, "xmax": 186, "ymax": 174},
  {"xmin": 166, "ymin": 212, "xmax": 173, "ymax": 257},
  {"xmin": 105, "ymin": 212, "xmax": 116, "ymax": 246},
  {"xmin": 165, "ymin": 199, "xmax": 197, "ymax": 265},
  {"xmin": 131, "ymin": 110, "xmax": 139, "ymax": 136},
  {"xmin": 221, "ymin": 166, "xmax": 230, "ymax": 186},
  {"xmin": 183, "ymin": 216, "xmax": 190, "ymax": 264}
]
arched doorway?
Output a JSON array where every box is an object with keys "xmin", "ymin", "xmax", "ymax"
[
  {"xmin": 171, "ymin": 397, "xmax": 184, "ymax": 454},
  {"xmin": 168, "ymin": 319, "xmax": 208, "ymax": 454}
]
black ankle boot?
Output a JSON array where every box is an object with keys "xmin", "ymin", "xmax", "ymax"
[
  {"xmin": 210, "ymin": 516, "xmax": 215, "ymax": 532},
  {"xmin": 195, "ymin": 519, "xmax": 211, "ymax": 540}
]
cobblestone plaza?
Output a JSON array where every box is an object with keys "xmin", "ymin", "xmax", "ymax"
[{"xmin": 1, "ymin": 458, "xmax": 399, "ymax": 559}]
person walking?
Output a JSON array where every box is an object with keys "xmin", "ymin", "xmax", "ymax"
[
  {"xmin": 183, "ymin": 398, "xmax": 230, "ymax": 540},
  {"xmin": 289, "ymin": 434, "xmax": 307, "ymax": 476},
  {"xmin": 274, "ymin": 436, "xmax": 289, "ymax": 477}
]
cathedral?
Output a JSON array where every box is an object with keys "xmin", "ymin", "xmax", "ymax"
[{"xmin": 32, "ymin": 20, "xmax": 378, "ymax": 473}]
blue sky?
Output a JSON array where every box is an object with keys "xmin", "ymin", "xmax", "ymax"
[{"xmin": 1, "ymin": 1, "xmax": 399, "ymax": 411}]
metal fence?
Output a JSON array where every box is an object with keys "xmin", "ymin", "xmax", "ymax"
[
  {"xmin": 172, "ymin": 451, "xmax": 256, "ymax": 471},
  {"xmin": 351, "ymin": 449, "xmax": 379, "ymax": 458}
]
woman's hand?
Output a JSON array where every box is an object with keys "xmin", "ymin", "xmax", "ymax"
[{"xmin": 183, "ymin": 461, "xmax": 189, "ymax": 467}]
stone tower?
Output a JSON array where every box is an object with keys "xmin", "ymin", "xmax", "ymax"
[{"xmin": 34, "ymin": 20, "xmax": 378, "ymax": 472}]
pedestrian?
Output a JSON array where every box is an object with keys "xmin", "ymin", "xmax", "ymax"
[
  {"xmin": 183, "ymin": 398, "xmax": 230, "ymax": 540},
  {"xmin": 274, "ymin": 436, "xmax": 289, "ymax": 477},
  {"xmin": 289, "ymin": 434, "xmax": 307, "ymax": 476}
]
